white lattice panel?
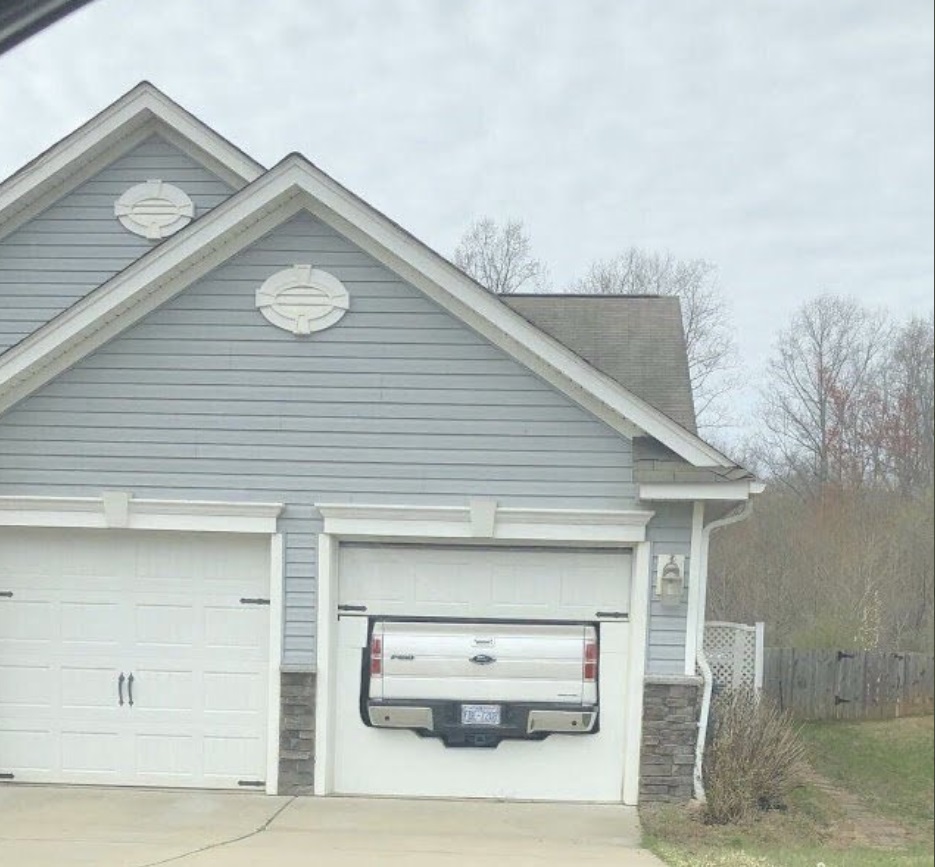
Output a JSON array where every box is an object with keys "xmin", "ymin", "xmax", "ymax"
[{"xmin": 704, "ymin": 621, "xmax": 764, "ymax": 692}]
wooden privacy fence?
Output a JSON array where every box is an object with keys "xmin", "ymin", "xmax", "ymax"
[{"xmin": 763, "ymin": 648, "xmax": 934, "ymax": 721}]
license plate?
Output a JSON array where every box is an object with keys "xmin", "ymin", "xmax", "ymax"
[{"xmin": 461, "ymin": 704, "xmax": 501, "ymax": 726}]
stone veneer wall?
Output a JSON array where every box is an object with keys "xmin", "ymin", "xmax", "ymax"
[
  {"xmin": 639, "ymin": 674, "xmax": 703, "ymax": 803},
  {"xmin": 278, "ymin": 672, "xmax": 316, "ymax": 794}
]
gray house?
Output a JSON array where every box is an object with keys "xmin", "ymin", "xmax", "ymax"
[{"xmin": 0, "ymin": 83, "xmax": 760, "ymax": 803}]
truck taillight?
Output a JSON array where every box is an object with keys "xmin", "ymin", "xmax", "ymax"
[
  {"xmin": 583, "ymin": 639, "xmax": 598, "ymax": 682},
  {"xmin": 370, "ymin": 634, "xmax": 383, "ymax": 677}
]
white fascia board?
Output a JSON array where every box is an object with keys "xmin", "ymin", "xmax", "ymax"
[
  {"xmin": 0, "ymin": 82, "xmax": 264, "ymax": 239},
  {"xmin": 639, "ymin": 481, "xmax": 762, "ymax": 501},
  {"xmin": 316, "ymin": 503, "xmax": 654, "ymax": 545},
  {"xmin": 0, "ymin": 494, "xmax": 283, "ymax": 534},
  {"xmin": 0, "ymin": 153, "xmax": 733, "ymax": 468}
]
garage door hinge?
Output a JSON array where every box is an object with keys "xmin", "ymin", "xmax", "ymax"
[
  {"xmin": 237, "ymin": 779, "xmax": 265, "ymax": 788},
  {"xmin": 0, "ymin": 591, "xmax": 12, "ymax": 598},
  {"xmin": 240, "ymin": 597, "xmax": 270, "ymax": 605},
  {"xmin": 0, "ymin": 773, "xmax": 14, "ymax": 780}
]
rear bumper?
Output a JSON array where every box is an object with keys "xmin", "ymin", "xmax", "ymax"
[{"xmin": 365, "ymin": 699, "xmax": 598, "ymax": 747}]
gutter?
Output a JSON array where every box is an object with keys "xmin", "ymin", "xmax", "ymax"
[{"xmin": 692, "ymin": 498, "xmax": 756, "ymax": 802}]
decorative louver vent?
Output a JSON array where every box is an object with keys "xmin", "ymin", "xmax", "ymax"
[
  {"xmin": 255, "ymin": 265, "xmax": 350, "ymax": 335},
  {"xmin": 114, "ymin": 179, "xmax": 194, "ymax": 240}
]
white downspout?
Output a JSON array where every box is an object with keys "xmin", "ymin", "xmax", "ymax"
[{"xmin": 693, "ymin": 499, "xmax": 755, "ymax": 801}]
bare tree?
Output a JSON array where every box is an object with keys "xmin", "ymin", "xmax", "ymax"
[
  {"xmin": 711, "ymin": 302, "xmax": 934, "ymax": 653},
  {"xmin": 570, "ymin": 249, "xmax": 736, "ymax": 429},
  {"xmin": 452, "ymin": 218, "xmax": 548, "ymax": 295},
  {"xmin": 709, "ymin": 487, "xmax": 934, "ymax": 653},
  {"xmin": 881, "ymin": 314, "xmax": 935, "ymax": 495},
  {"xmin": 761, "ymin": 295, "xmax": 892, "ymax": 492}
]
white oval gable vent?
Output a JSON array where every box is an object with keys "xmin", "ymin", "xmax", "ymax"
[
  {"xmin": 114, "ymin": 179, "xmax": 195, "ymax": 240},
  {"xmin": 255, "ymin": 265, "xmax": 350, "ymax": 335}
]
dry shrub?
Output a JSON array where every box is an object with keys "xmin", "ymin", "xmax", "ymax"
[{"xmin": 703, "ymin": 688, "xmax": 806, "ymax": 825}]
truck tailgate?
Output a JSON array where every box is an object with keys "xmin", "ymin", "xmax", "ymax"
[{"xmin": 370, "ymin": 621, "xmax": 595, "ymax": 704}]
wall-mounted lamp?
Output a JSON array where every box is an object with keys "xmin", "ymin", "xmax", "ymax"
[{"xmin": 655, "ymin": 554, "xmax": 686, "ymax": 607}]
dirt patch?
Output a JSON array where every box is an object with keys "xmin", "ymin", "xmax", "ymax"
[{"xmin": 799, "ymin": 764, "xmax": 915, "ymax": 850}]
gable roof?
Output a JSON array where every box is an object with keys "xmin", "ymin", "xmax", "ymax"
[
  {"xmin": 0, "ymin": 82, "xmax": 264, "ymax": 242},
  {"xmin": 0, "ymin": 83, "xmax": 744, "ymax": 472},
  {"xmin": 503, "ymin": 295, "xmax": 697, "ymax": 433}
]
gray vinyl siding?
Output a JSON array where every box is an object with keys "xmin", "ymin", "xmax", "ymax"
[
  {"xmin": 0, "ymin": 211, "xmax": 651, "ymax": 667},
  {"xmin": 646, "ymin": 502, "xmax": 693, "ymax": 675},
  {"xmin": 0, "ymin": 135, "xmax": 235, "ymax": 354}
]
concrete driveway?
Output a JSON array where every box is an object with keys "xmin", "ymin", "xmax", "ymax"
[{"xmin": 0, "ymin": 785, "xmax": 667, "ymax": 866}]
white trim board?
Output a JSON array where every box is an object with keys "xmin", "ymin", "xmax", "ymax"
[
  {"xmin": 0, "ymin": 492, "xmax": 283, "ymax": 534},
  {"xmin": 621, "ymin": 539, "xmax": 651, "ymax": 805},
  {"xmin": 639, "ymin": 480, "xmax": 765, "ymax": 501},
  {"xmin": 0, "ymin": 148, "xmax": 738, "ymax": 470},
  {"xmin": 0, "ymin": 81, "xmax": 264, "ymax": 240},
  {"xmin": 316, "ymin": 502, "xmax": 655, "ymax": 545},
  {"xmin": 266, "ymin": 533, "xmax": 285, "ymax": 795}
]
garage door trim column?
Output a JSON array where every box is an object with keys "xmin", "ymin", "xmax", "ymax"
[{"xmin": 313, "ymin": 501, "xmax": 654, "ymax": 803}]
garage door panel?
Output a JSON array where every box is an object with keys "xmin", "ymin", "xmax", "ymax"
[
  {"xmin": 204, "ymin": 605, "xmax": 267, "ymax": 651},
  {"xmin": 334, "ymin": 546, "xmax": 632, "ymax": 802},
  {"xmin": 0, "ymin": 728, "xmax": 53, "ymax": 773},
  {"xmin": 413, "ymin": 571, "xmax": 473, "ymax": 606},
  {"xmin": 60, "ymin": 665, "xmax": 121, "ymax": 711},
  {"xmin": 490, "ymin": 570, "xmax": 557, "ymax": 607},
  {"xmin": 133, "ymin": 732, "xmax": 196, "ymax": 778},
  {"xmin": 60, "ymin": 729, "xmax": 123, "ymax": 775},
  {"xmin": 0, "ymin": 664, "xmax": 52, "ymax": 708},
  {"xmin": 134, "ymin": 603, "xmax": 197, "ymax": 647},
  {"xmin": 129, "ymin": 668, "xmax": 196, "ymax": 712},
  {"xmin": 61, "ymin": 601, "xmax": 122, "ymax": 647},
  {"xmin": 340, "ymin": 554, "xmax": 408, "ymax": 605},
  {"xmin": 203, "ymin": 671, "xmax": 266, "ymax": 714},
  {"xmin": 0, "ymin": 599, "xmax": 53, "ymax": 645},
  {"xmin": 203, "ymin": 733, "xmax": 264, "ymax": 779},
  {"xmin": 0, "ymin": 527, "xmax": 270, "ymax": 790}
]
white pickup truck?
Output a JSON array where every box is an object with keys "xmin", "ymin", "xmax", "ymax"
[{"xmin": 364, "ymin": 620, "xmax": 599, "ymax": 748}]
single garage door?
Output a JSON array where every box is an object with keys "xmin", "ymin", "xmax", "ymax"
[
  {"xmin": 0, "ymin": 527, "xmax": 270, "ymax": 789},
  {"xmin": 332, "ymin": 544, "xmax": 632, "ymax": 802}
]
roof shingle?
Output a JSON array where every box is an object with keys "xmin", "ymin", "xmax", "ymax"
[{"xmin": 502, "ymin": 294, "xmax": 698, "ymax": 433}]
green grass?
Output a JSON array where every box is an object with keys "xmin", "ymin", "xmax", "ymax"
[
  {"xmin": 641, "ymin": 715, "xmax": 935, "ymax": 867},
  {"xmin": 800, "ymin": 716, "xmax": 934, "ymax": 835}
]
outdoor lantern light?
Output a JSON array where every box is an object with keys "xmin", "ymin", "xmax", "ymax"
[{"xmin": 656, "ymin": 554, "xmax": 686, "ymax": 606}]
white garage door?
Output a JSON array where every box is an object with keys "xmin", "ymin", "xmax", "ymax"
[
  {"xmin": 0, "ymin": 528, "xmax": 270, "ymax": 789},
  {"xmin": 332, "ymin": 544, "xmax": 632, "ymax": 802}
]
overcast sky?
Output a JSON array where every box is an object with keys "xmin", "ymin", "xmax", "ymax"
[{"xmin": 1, "ymin": 0, "xmax": 932, "ymax": 429}]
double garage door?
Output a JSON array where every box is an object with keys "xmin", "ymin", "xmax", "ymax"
[
  {"xmin": 0, "ymin": 528, "xmax": 270, "ymax": 789},
  {"xmin": 330, "ymin": 544, "xmax": 633, "ymax": 802}
]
